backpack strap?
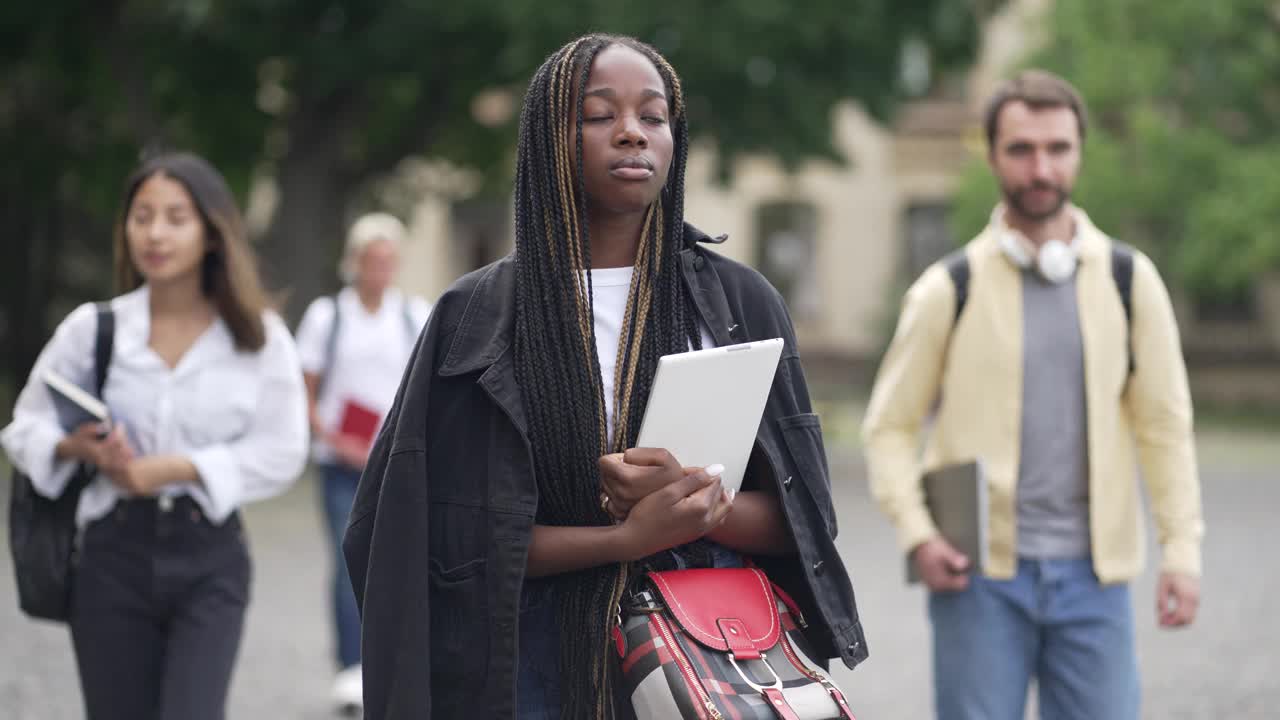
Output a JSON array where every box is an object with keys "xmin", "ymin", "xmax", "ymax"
[
  {"xmin": 317, "ymin": 294, "xmax": 342, "ymax": 399},
  {"xmin": 402, "ymin": 296, "xmax": 417, "ymax": 343},
  {"xmin": 943, "ymin": 249, "xmax": 970, "ymax": 324},
  {"xmin": 1110, "ymin": 243, "xmax": 1135, "ymax": 375},
  {"xmin": 92, "ymin": 303, "xmax": 115, "ymax": 395},
  {"xmin": 936, "ymin": 250, "xmax": 969, "ymax": 406},
  {"xmin": 940, "ymin": 243, "xmax": 1135, "ymax": 376},
  {"xmin": 70, "ymin": 303, "xmax": 115, "ymax": 493},
  {"xmin": 324, "ymin": 294, "xmax": 342, "ymax": 372}
]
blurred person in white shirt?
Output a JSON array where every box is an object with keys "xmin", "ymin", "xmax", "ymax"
[{"xmin": 293, "ymin": 212, "xmax": 431, "ymax": 713}]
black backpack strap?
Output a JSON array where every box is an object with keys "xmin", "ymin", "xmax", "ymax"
[
  {"xmin": 70, "ymin": 303, "xmax": 115, "ymax": 494},
  {"xmin": 1110, "ymin": 243, "xmax": 1135, "ymax": 374},
  {"xmin": 92, "ymin": 303, "xmax": 115, "ymax": 395},
  {"xmin": 943, "ymin": 249, "xmax": 970, "ymax": 324}
]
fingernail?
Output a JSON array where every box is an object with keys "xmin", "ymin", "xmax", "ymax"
[
  {"xmin": 728, "ymin": 488, "xmax": 737, "ymax": 501},
  {"xmin": 705, "ymin": 464, "xmax": 725, "ymax": 477}
]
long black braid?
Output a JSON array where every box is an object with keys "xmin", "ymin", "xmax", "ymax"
[{"xmin": 512, "ymin": 34, "xmax": 701, "ymax": 719}]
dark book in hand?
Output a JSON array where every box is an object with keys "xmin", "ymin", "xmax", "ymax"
[
  {"xmin": 42, "ymin": 369, "xmax": 111, "ymax": 433},
  {"xmin": 906, "ymin": 460, "xmax": 990, "ymax": 584}
]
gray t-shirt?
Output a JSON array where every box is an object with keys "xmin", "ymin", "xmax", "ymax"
[{"xmin": 1016, "ymin": 270, "xmax": 1091, "ymax": 558}]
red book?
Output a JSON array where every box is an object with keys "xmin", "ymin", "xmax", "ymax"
[{"xmin": 338, "ymin": 399, "xmax": 382, "ymax": 447}]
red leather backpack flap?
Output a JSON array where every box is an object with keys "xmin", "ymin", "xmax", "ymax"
[{"xmin": 646, "ymin": 568, "xmax": 781, "ymax": 656}]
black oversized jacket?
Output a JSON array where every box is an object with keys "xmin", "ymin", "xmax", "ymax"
[{"xmin": 343, "ymin": 223, "xmax": 869, "ymax": 719}]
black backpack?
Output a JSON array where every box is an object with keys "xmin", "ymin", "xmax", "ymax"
[
  {"xmin": 8, "ymin": 303, "xmax": 114, "ymax": 622},
  {"xmin": 942, "ymin": 243, "xmax": 1136, "ymax": 373}
]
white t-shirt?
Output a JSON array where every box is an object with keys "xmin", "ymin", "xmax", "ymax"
[
  {"xmin": 295, "ymin": 287, "xmax": 432, "ymax": 463},
  {"xmin": 588, "ymin": 267, "xmax": 714, "ymax": 445}
]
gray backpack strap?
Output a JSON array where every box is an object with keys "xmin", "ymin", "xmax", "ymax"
[
  {"xmin": 318, "ymin": 294, "xmax": 342, "ymax": 398},
  {"xmin": 402, "ymin": 297, "xmax": 416, "ymax": 343},
  {"xmin": 1111, "ymin": 242, "xmax": 1135, "ymax": 375}
]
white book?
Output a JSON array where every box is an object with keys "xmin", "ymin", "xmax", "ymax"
[
  {"xmin": 42, "ymin": 368, "xmax": 111, "ymax": 432},
  {"xmin": 635, "ymin": 339, "xmax": 784, "ymax": 495}
]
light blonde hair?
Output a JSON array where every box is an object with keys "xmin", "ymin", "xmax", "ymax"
[{"xmin": 339, "ymin": 212, "xmax": 407, "ymax": 284}]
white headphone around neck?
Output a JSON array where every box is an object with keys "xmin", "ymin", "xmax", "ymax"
[{"xmin": 996, "ymin": 217, "xmax": 1079, "ymax": 284}]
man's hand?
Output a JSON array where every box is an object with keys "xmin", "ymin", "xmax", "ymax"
[
  {"xmin": 912, "ymin": 536, "xmax": 971, "ymax": 592},
  {"xmin": 1156, "ymin": 571, "xmax": 1199, "ymax": 628}
]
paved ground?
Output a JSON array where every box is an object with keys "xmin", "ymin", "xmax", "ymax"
[{"xmin": 1, "ymin": 420, "xmax": 1277, "ymax": 719}]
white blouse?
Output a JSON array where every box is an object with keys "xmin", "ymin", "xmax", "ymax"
[{"xmin": 0, "ymin": 286, "xmax": 309, "ymax": 527}]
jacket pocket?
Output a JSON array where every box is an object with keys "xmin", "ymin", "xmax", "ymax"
[
  {"xmin": 778, "ymin": 413, "xmax": 838, "ymax": 537},
  {"xmin": 429, "ymin": 557, "xmax": 488, "ymax": 695}
]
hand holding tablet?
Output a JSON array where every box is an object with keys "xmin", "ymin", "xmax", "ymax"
[{"xmin": 598, "ymin": 338, "xmax": 784, "ymax": 521}]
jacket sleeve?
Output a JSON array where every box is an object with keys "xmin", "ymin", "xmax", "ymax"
[
  {"xmin": 860, "ymin": 264, "xmax": 956, "ymax": 553},
  {"xmin": 1122, "ymin": 252, "xmax": 1203, "ymax": 577},
  {"xmin": 342, "ymin": 306, "xmax": 444, "ymax": 719}
]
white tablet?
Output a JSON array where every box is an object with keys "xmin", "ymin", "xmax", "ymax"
[{"xmin": 634, "ymin": 338, "xmax": 784, "ymax": 494}]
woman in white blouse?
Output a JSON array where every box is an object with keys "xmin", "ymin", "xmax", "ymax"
[{"xmin": 0, "ymin": 152, "xmax": 308, "ymax": 720}]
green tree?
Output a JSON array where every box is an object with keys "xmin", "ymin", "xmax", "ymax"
[
  {"xmin": 3, "ymin": 0, "xmax": 988, "ymax": 386},
  {"xmin": 948, "ymin": 0, "xmax": 1280, "ymax": 300}
]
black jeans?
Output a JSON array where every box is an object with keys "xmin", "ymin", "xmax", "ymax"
[{"xmin": 69, "ymin": 496, "xmax": 251, "ymax": 720}]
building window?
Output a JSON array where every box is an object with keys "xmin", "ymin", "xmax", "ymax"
[
  {"xmin": 755, "ymin": 201, "xmax": 820, "ymax": 320},
  {"xmin": 902, "ymin": 202, "xmax": 954, "ymax": 279}
]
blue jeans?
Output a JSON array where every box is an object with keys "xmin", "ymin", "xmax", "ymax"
[
  {"xmin": 929, "ymin": 557, "xmax": 1140, "ymax": 720},
  {"xmin": 516, "ymin": 543, "xmax": 744, "ymax": 719},
  {"xmin": 320, "ymin": 463, "xmax": 362, "ymax": 670}
]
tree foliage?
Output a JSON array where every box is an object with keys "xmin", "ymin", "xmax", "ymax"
[{"xmin": 2, "ymin": 0, "xmax": 987, "ymax": 384}]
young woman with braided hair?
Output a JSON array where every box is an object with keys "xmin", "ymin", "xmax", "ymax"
[{"xmin": 344, "ymin": 34, "xmax": 868, "ymax": 720}]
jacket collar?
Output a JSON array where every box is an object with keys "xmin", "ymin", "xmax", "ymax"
[
  {"xmin": 438, "ymin": 255, "xmax": 517, "ymax": 377},
  {"xmin": 438, "ymin": 222, "xmax": 731, "ymax": 377}
]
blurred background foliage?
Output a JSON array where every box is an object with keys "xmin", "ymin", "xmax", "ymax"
[{"xmin": 0, "ymin": 0, "xmax": 987, "ymax": 388}]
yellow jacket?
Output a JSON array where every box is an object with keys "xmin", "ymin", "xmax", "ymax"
[{"xmin": 861, "ymin": 209, "xmax": 1203, "ymax": 582}]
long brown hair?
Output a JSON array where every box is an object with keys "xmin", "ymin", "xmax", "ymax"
[{"xmin": 114, "ymin": 152, "xmax": 269, "ymax": 351}]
